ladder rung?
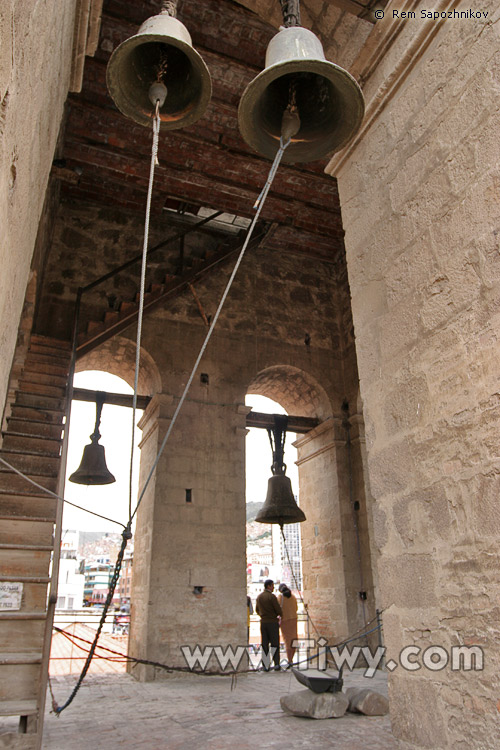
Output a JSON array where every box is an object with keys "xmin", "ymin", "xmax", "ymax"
[
  {"xmin": 0, "ymin": 652, "xmax": 42, "ymax": 665},
  {"xmin": 0, "ymin": 612, "xmax": 47, "ymax": 620},
  {"xmin": 0, "ymin": 543, "xmax": 53, "ymax": 551},
  {"xmin": 0, "ymin": 699, "xmax": 38, "ymax": 716},
  {"xmin": 0, "ymin": 576, "xmax": 51, "ymax": 584}
]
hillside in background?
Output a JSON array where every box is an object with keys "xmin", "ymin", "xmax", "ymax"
[{"xmin": 246, "ymin": 501, "xmax": 263, "ymax": 522}]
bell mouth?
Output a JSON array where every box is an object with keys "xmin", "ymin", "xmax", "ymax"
[
  {"xmin": 106, "ymin": 20, "xmax": 212, "ymax": 129},
  {"xmin": 238, "ymin": 59, "xmax": 364, "ymax": 164}
]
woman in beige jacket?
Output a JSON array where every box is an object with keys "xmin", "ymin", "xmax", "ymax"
[{"xmin": 278, "ymin": 583, "xmax": 298, "ymax": 665}]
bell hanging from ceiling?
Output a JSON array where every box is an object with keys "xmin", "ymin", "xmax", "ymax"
[
  {"xmin": 69, "ymin": 394, "xmax": 116, "ymax": 485},
  {"xmin": 106, "ymin": 3, "xmax": 212, "ymax": 129},
  {"xmin": 256, "ymin": 474, "xmax": 306, "ymax": 526},
  {"xmin": 238, "ymin": 25, "xmax": 364, "ymax": 163},
  {"xmin": 255, "ymin": 415, "xmax": 306, "ymax": 527}
]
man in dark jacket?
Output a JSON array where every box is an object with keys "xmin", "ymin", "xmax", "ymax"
[{"xmin": 256, "ymin": 579, "xmax": 282, "ymax": 670}]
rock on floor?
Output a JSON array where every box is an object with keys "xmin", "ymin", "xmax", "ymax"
[
  {"xmin": 280, "ymin": 689, "xmax": 349, "ymax": 719},
  {"xmin": 345, "ymin": 687, "xmax": 389, "ymax": 715}
]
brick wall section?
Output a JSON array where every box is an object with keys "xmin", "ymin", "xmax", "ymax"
[
  {"xmin": 37, "ymin": 200, "xmax": 345, "ymax": 344},
  {"xmin": 332, "ymin": 2, "xmax": 500, "ymax": 747}
]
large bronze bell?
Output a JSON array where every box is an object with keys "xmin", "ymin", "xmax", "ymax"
[
  {"xmin": 256, "ymin": 474, "xmax": 306, "ymax": 526},
  {"xmin": 255, "ymin": 415, "xmax": 306, "ymax": 527},
  {"xmin": 106, "ymin": 12, "xmax": 212, "ymax": 128},
  {"xmin": 238, "ymin": 26, "xmax": 364, "ymax": 163},
  {"xmin": 69, "ymin": 394, "xmax": 116, "ymax": 485},
  {"xmin": 69, "ymin": 441, "xmax": 116, "ymax": 485}
]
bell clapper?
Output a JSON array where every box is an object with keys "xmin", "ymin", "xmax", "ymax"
[
  {"xmin": 281, "ymin": 79, "xmax": 301, "ymax": 142},
  {"xmin": 149, "ymin": 81, "xmax": 168, "ymax": 109},
  {"xmin": 281, "ymin": 105, "xmax": 301, "ymax": 142}
]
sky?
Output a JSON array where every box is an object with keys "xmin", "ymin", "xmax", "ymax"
[
  {"xmin": 62, "ymin": 373, "xmax": 298, "ymax": 532},
  {"xmin": 63, "ymin": 371, "xmax": 141, "ymax": 533}
]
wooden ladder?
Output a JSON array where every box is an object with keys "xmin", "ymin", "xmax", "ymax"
[{"xmin": 0, "ymin": 334, "xmax": 71, "ymax": 745}]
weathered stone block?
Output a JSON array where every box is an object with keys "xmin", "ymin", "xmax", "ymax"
[
  {"xmin": 280, "ymin": 689, "xmax": 349, "ymax": 719},
  {"xmin": 345, "ymin": 687, "xmax": 389, "ymax": 715}
]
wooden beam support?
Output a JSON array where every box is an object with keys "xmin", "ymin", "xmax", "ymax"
[
  {"xmin": 71, "ymin": 394, "xmax": 319, "ymax": 434},
  {"xmin": 246, "ymin": 411, "xmax": 319, "ymax": 434},
  {"xmin": 72, "ymin": 388, "xmax": 151, "ymax": 410}
]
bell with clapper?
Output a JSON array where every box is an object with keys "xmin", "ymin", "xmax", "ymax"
[
  {"xmin": 238, "ymin": 0, "xmax": 364, "ymax": 163},
  {"xmin": 106, "ymin": 0, "xmax": 212, "ymax": 128},
  {"xmin": 69, "ymin": 393, "xmax": 116, "ymax": 485},
  {"xmin": 255, "ymin": 415, "xmax": 306, "ymax": 527}
]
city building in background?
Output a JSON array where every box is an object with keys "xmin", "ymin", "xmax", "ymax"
[
  {"xmin": 116, "ymin": 549, "xmax": 133, "ymax": 604},
  {"xmin": 83, "ymin": 558, "xmax": 113, "ymax": 606},
  {"xmin": 272, "ymin": 519, "xmax": 302, "ymax": 593},
  {"xmin": 57, "ymin": 530, "xmax": 85, "ymax": 610}
]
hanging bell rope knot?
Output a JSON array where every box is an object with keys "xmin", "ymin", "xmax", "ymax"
[
  {"xmin": 160, "ymin": 0, "xmax": 178, "ymax": 17},
  {"xmin": 280, "ymin": 0, "xmax": 301, "ymax": 27}
]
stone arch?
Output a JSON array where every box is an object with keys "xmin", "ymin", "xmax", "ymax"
[
  {"xmin": 76, "ymin": 335, "xmax": 162, "ymax": 396},
  {"xmin": 246, "ymin": 364, "xmax": 333, "ymax": 420},
  {"xmin": 246, "ymin": 364, "xmax": 377, "ymax": 646}
]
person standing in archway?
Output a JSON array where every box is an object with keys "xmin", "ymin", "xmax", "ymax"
[
  {"xmin": 277, "ymin": 583, "xmax": 298, "ymax": 666},
  {"xmin": 256, "ymin": 579, "xmax": 282, "ymax": 671}
]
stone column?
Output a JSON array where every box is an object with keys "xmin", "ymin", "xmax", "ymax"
[
  {"xmin": 296, "ymin": 413, "xmax": 377, "ymax": 648},
  {"xmin": 295, "ymin": 419, "xmax": 349, "ymax": 643},
  {"xmin": 129, "ymin": 393, "xmax": 248, "ymax": 678}
]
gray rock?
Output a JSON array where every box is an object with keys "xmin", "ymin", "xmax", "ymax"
[
  {"xmin": 280, "ymin": 689, "xmax": 349, "ymax": 719},
  {"xmin": 345, "ymin": 687, "xmax": 389, "ymax": 715}
]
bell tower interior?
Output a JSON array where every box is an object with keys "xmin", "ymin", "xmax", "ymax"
[{"xmin": 1, "ymin": 0, "xmax": 499, "ymax": 748}]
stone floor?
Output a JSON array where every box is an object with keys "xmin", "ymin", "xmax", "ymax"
[{"xmin": 42, "ymin": 668, "xmax": 400, "ymax": 749}]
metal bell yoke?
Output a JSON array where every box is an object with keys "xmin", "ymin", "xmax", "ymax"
[
  {"xmin": 238, "ymin": 26, "xmax": 364, "ymax": 163},
  {"xmin": 106, "ymin": 12, "xmax": 212, "ymax": 129}
]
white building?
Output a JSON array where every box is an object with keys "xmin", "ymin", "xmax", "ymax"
[
  {"xmin": 57, "ymin": 530, "xmax": 85, "ymax": 610},
  {"xmin": 272, "ymin": 520, "xmax": 302, "ymax": 592}
]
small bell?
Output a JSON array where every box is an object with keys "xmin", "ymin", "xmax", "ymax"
[
  {"xmin": 69, "ymin": 394, "xmax": 116, "ymax": 485},
  {"xmin": 106, "ymin": 8, "xmax": 212, "ymax": 128},
  {"xmin": 238, "ymin": 26, "xmax": 364, "ymax": 163},
  {"xmin": 255, "ymin": 415, "xmax": 306, "ymax": 527}
]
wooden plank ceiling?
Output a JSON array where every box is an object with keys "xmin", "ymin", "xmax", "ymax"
[{"xmin": 60, "ymin": 0, "xmax": 346, "ymax": 264}]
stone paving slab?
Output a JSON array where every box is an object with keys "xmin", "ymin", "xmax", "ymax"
[{"xmin": 42, "ymin": 669, "xmax": 400, "ymax": 749}]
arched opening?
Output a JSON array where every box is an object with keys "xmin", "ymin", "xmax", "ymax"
[
  {"xmin": 52, "ymin": 360, "xmax": 149, "ymax": 677},
  {"xmin": 245, "ymin": 393, "xmax": 305, "ymax": 663},
  {"xmin": 246, "ymin": 366, "xmax": 377, "ymax": 654}
]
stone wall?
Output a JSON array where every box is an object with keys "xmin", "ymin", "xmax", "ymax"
[
  {"xmin": 126, "ymin": 314, "xmax": 354, "ymax": 673},
  {"xmin": 328, "ymin": 1, "xmax": 500, "ymax": 747},
  {"xmin": 0, "ymin": 1, "xmax": 77, "ymax": 416},
  {"xmin": 65, "ymin": 223, "xmax": 377, "ymax": 675}
]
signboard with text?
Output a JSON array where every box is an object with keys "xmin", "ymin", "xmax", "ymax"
[{"xmin": 0, "ymin": 582, "xmax": 23, "ymax": 610}]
